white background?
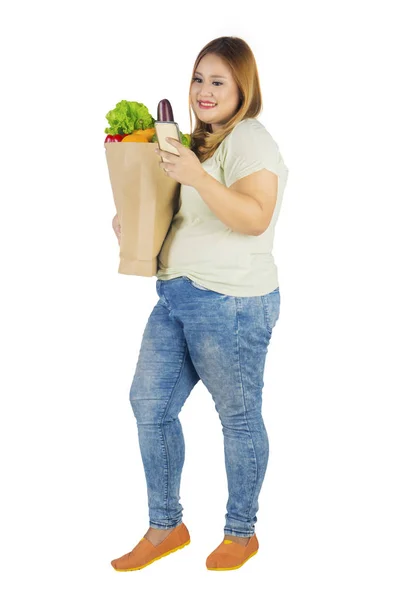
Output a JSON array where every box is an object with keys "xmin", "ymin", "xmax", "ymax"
[{"xmin": 1, "ymin": 0, "xmax": 399, "ymax": 598}]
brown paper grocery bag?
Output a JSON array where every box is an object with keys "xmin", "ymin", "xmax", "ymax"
[{"xmin": 104, "ymin": 142, "xmax": 181, "ymax": 276}]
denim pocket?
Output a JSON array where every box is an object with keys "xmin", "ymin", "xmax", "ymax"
[{"xmin": 261, "ymin": 287, "xmax": 280, "ymax": 332}]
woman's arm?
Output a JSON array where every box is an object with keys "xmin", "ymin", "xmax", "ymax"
[{"xmin": 194, "ymin": 171, "xmax": 271, "ymax": 236}]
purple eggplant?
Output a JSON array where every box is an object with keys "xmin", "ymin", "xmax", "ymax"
[{"xmin": 157, "ymin": 99, "xmax": 174, "ymax": 122}]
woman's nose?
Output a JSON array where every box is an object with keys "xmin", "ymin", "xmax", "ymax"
[{"xmin": 199, "ymin": 83, "xmax": 214, "ymax": 94}]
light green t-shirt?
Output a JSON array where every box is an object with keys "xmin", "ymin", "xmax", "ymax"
[{"xmin": 156, "ymin": 117, "xmax": 289, "ymax": 297}]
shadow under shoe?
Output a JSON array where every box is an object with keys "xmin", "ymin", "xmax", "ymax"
[{"xmin": 111, "ymin": 523, "xmax": 190, "ymax": 571}]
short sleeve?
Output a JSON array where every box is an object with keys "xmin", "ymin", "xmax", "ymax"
[{"xmin": 222, "ymin": 119, "xmax": 279, "ymax": 188}]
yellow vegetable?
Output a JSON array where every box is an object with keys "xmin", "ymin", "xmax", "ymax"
[
  {"xmin": 121, "ymin": 134, "xmax": 149, "ymax": 143},
  {"xmin": 132, "ymin": 128, "xmax": 156, "ymax": 142}
]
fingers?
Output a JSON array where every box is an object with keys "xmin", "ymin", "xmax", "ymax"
[
  {"xmin": 113, "ymin": 222, "xmax": 121, "ymax": 242},
  {"xmin": 159, "ymin": 160, "xmax": 172, "ymax": 173},
  {"xmin": 156, "ymin": 148, "xmax": 174, "ymax": 162},
  {"xmin": 112, "ymin": 215, "xmax": 121, "ymax": 244}
]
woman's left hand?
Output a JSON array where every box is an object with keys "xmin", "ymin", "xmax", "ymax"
[{"xmin": 155, "ymin": 138, "xmax": 206, "ymax": 188}]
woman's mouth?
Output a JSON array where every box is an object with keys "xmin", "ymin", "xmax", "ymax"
[{"xmin": 198, "ymin": 102, "xmax": 217, "ymax": 110}]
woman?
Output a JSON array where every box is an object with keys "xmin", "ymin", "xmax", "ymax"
[{"xmin": 111, "ymin": 36, "xmax": 289, "ymax": 572}]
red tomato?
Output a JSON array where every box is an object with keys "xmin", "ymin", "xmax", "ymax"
[{"xmin": 104, "ymin": 134, "xmax": 125, "ymax": 143}]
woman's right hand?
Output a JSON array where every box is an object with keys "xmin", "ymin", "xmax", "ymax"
[{"xmin": 112, "ymin": 213, "xmax": 121, "ymax": 245}]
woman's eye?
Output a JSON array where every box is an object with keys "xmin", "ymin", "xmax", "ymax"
[{"xmin": 192, "ymin": 78, "xmax": 222, "ymax": 86}]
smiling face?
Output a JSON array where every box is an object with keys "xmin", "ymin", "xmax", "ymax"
[{"xmin": 190, "ymin": 53, "xmax": 242, "ymax": 133}]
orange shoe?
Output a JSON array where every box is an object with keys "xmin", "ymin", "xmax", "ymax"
[
  {"xmin": 111, "ymin": 523, "xmax": 190, "ymax": 571},
  {"xmin": 206, "ymin": 535, "xmax": 259, "ymax": 571}
]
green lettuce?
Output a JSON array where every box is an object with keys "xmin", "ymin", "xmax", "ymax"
[
  {"xmin": 105, "ymin": 100, "xmax": 155, "ymax": 135},
  {"xmin": 180, "ymin": 133, "xmax": 191, "ymax": 148}
]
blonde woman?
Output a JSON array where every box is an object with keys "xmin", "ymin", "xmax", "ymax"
[{"xmin": 111, "ymin": 36, "xmax": 289, "ymax": 572}]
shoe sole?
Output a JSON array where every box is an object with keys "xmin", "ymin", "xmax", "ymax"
[
  {"xmin": 112, "ymin": 538, "xmax": 191, "ymax": 571},
  {"xmin": 206, "ymin": 549, "xmax": 258, "ymax": 571}
]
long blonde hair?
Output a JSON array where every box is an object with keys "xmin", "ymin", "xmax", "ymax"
[{"xmin": 188, "ymin": 37, "xmax": 263, "ymax": 163}]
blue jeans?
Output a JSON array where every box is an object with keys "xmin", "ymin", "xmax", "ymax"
[{"xmin": 129, "ymin": 276, "xmax": 280, "ymax": 537}]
